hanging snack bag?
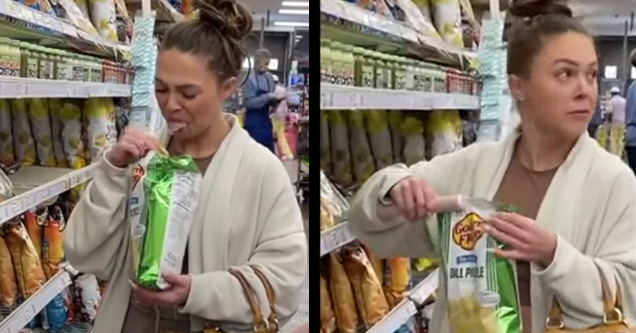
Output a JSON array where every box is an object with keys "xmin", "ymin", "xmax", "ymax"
[
  {"xmin": 399, "ymin": 0, "xmax": 441, "ymax": 39},
  {"xmin": 0, "ymin": 235, "xmax": 18, "ymax": 307},
  {"xmin": 320, "ymin": 198, "xmax": 335, "ymax": 232},
  {"xmin": 0, "ymin": 100, "xmax": 15, "ymax": 163},
  {"xmin": 388, "ymin": 111, "xmax": 403, "ymax": 163},
  {"xmin": 383, "ymin": 257, "xmax": 411, "ymax": 308},
  {"xmin": 73, "ymin": 0, "xmax": 91, "ymax": 18},
  {"xmin": 430, "ymin": 0, "xmax": 464, "ymax": 47},
  {"xmin": 59, "ymin": 100, "xmax": 88, "ymax": 169},
  {"xmin": 362, "ymin": 244, "xmax": 384, "ymax": 287},
  {"xmin": 320, "ymin": 113, "xmax": 332, "ymax": 176},
  {"xmin": 400, "ymin": 113, "xmax": 426, "ymax": 165},
  {"xmin": 75, "ymin": 274, "xmax": 101, "ymax": 322},
  {"xmin": 320, "ymin": 273, "xmax": 337, "ymax": 333},
  {"xmin": 24, "ymin": 209, "xmax": 44, "ymax": 258},
  {"xmin": 328, "ymin": 111, "xmax": 354, "ymax": 188},
  {"xmin": 46, "ymin": 293, "xmax": 68, "ymax": 330},
  {"xmin": 438, "ymin": 197, "xmax": 521, "ymax": 333},
  {"xmin": 328, "ymin": 252, "xmax": 358, "ymax": 333},
  {"xmin": 347, "ymin": 112, "xmax": 375, "ymax": 185},
  {"xmin": 365, "ymin": 110, "xmax": 393, "ymax": 170},
  {"xmin": 27, "ymin": 99, "xmax": 57, "ymax": 167},
  {"xmin": 88, "ymin": 0, "xmax": 118, "ymax": 41},
  {"xmin": 84, "ymin": 98, "xmax": 117, "ymax": 161},
  {"xmin": 320, "ymin": 170, "xmax": 350, "ymax": 224},
  {"xmin": 4, "ymin": 220, "xmax": 46, "ymax": 298},
  {"xmin": 11, "ymin": 99, "xmax": 37, "ymax": 166},
  {"xmin": 48, "ymin": 99, "xmax": 69, "ymax": 168},
  {"xmin": 42, "ymin": 206, "xmax": 65, "ymax": 279},
  {"xmin": 130, "ymin": 152, "xmax": 202, "ymax": 290},
  {"xmin": 342, "ymin": 246, "xmax": 389, "ymax": 328},
  {"xmin": 427, "ymin": 110, "xmax": 462, "ymax": 157}
]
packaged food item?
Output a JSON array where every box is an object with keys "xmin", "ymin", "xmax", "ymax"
[
  {"xmin": 0, "ymin": 168, "xmax": 14, "ymax": 203},
  {"xmin": 384, "ymin": 257, "xmax": 411, "ymax": 308},
  {"xmin": 48, "ymin": 99, "xmax": 69, "ymax": 168},
  {"xmin": 320, "ymin": 112, "xmax": 332, "ymax": 175},
  {"xmin": 59, "ymin": 100, "xmax": 87, "ymax": 169},
  {"xmin": 26, "ymin": 99, "xmax": 56, "ymax": 167},
  {"xmin": 320, "ymin": 273, "xmax": 337, "ymax": 333},
  {"xmin": 11, "ymin": 99, "xmax": 37, "ymax": 166},
  {"xmin": 362, "ymin": 244, "xmax": 384, "ymax": 287},
  {"xmin": 400, "ymin": 114, "xmax": 426, "ymax": 165},
  {"xmin": 320, "ymin": 170, "xmax": 350, "ymax": 224},
  {"xmin": 46, "ymin": 293, "xmax": 68, "ymax": 330},
  {"xmin": 328, "ymin": 253, "xmax": 358, "ymax": 333},
  {"xmin": 131, "ymin": 152, "xmax": 202, "ymax": 290},
  {"xmin": 73, "ymin": 0, "xmax": 91, "ymax": 17},
  {"xmin": 437, "ymin": 198, "xmax": 521, "ymax": 333},
  {"xmin": 342, "ymin": 246, "xmax": 389, "ymax": 328},
  {"xmin": 4, "ymin": 220, "xmax": 46, "ymax": 298},
  {"xmin": 24, "ymin": 209, "xmax": 44, "ymax": 258},
  {"xmin": 42, "ymin": 206, "xmax": 65, "ymax": 279},
  {"xmin": 88, "ymin": 0, "xmax": 118, "ymax": 40},
  {"xmin": 430, "ymin": 0, "xmax": 464, "ymax": 47},
  {"xmin": 0, "ymin": 235, "xmax": 18, "ymax": 307},
  {"xmin": 75, "ymin": 274, "xmax": 100, "ymax": 322},
  {"xmin": 347, "ymin": 112, "xmax": 375, "ymax": 185},
  {"xmin": 320, "ymin": 198, "xmax": 335, "ymax": 232},
  {"xmin": 365, "ymin": 110, "xmax": 394, "ymax": 169},
  {"xmin": 61, "ymin": 287, "xmax": 77, "ymax": 323},
  {"xmin": 388, "ymin": 111, "xmax": 403, "ymax": 163},
  {"xmin": 427, "ymin": 110, "xmax": 462, "ymax": 157},
  {"xmin": 328, "ymin": 111, "xmax": 354, "ymax": 188},
  {"xmin": 57, "ymin": 0, "xmax": 99, "ymax": 35},
  {"xmin": 84, "ymin": 98, "xmax": 117, "ymax": 161},
  {"xmin": 399, "ymin": 0, "xmax": 441, "ymax": 39},
  {"xmin": 0, "ymin": 100, "xmax": 15, "ymax": 164}
]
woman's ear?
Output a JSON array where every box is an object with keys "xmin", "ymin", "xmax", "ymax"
[
  {"xmin": 220, "ymin": 77, "xmax": 238, "ymax": 101},
  {"xmin": 508, "ymin": 74, "xmax": 526, "ymax": 103}
]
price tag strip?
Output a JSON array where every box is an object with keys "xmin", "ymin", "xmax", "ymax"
[
  {"xmin": 0, "ymin": 270, "xmax": 73, "ymax": 333},
  {"xmin": 320, "ymin": 222, "xmax": 355, "ymax": 257},
  {"xmin": 0, "ymin": 78, "xmax": 131, "ymax": 98}
]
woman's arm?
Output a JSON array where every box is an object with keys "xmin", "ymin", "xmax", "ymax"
[
  {"xmin": 179, "ymin": 159, "xmax": 307, "ymax": 323},
  {"xmin": 63, "ymin": 157, "xmax": 131, "ymax": 280},
  {"xmin": 534, "ymin": 169, "xmax": 636, "ymax": 328}
]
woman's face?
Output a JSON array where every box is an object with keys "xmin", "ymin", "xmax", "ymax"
[
  {"xmin": 510, "ymin": 32, "xmax": 598, "ymax": 140},
  {"xmin": 155, "ymin": 49, "xmax": 236, "ymax": 139}
]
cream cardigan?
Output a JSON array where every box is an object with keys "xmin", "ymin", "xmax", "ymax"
[
  {"xmin": 349, "ymin": 130, "xmax": 636, "ymax": 332},
  {"xmin": 63, "ymin": 115, "xmax": 307, "ymax": 332}
]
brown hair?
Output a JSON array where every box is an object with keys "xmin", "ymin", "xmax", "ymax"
[
  {"xmin": 161, "ymin": 0, "xmax": 253, "ymax": 82},
  {"xmin": 505, "ymin": 0, "xmax": 590, "ymax": 77}
]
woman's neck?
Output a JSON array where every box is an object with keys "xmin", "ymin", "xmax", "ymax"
[
  {"xmin": 172, "ymin": 115, "xmax": 231, "ymax": 159},
  {"xmin": 517, "ymin": 124, "xmax": 578, "ymax": 172}
]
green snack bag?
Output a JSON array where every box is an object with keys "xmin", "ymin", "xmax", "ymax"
[
  {"xmin": 130, "ymin": 152, "xmax": 201, "ymax": 290},
  {"xmin": 437, "ymin": 197, "xmax": 521, "ymax": 333}
]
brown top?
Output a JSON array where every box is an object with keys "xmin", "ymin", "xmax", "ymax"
[{"xmin": 493, "ymin": 144, "xmax": 557, "ymax": 333}]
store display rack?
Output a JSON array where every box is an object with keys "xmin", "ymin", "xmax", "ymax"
[
  {"xmin": 0, "ymin": 269, "xmax": 73, "ymax": 332},
  {"xmin": 0, "ymin": 164, "xmax": 97, "ymax": 225},
  {"xmin": 0, "ymin": 77, "xmax": 131, "ymax": 98},
  {"xmin": 321, "ymin": 84, "xmax": 480, "ymax": 110},
  {"xmin": 320, "ymin": 221, "xmax": 355, "ymax": 257}
]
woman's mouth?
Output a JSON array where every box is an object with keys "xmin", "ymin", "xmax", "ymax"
[{"xmin": 168, "ymin": 121, "xmax": 187, "ymax": 133}]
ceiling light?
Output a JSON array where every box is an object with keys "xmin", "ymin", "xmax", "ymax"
[
  {"xmin": 274, "ymin": 21, "xmax": 309, "ymax": 27},
  {"xmin": 279, "ymin": 9, "xmax": 309, "ymax": 15},
  {"xmin": 282, "ymin": 1, "xmax": 309, "ymax": 7}
]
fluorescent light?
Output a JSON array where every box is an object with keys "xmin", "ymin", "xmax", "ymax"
[
  {"xmin": 282, "ymin": 1, "xmax": 309, "ymax": 7},
  {"xmin": 275, "ymin": 21, "xmax": 309, "ymax": 27},
  {"xmin": 279, "ymin": 9, "xmax": 309, "ymax": 14}
]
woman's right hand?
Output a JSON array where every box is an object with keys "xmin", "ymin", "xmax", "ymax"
[
  {"xmin": 106, "ymin": 127, "xmax": 162, "ymax": 168},
  {"xmin": 386, "ymin": 176, "xmax": 439, "ymax": 221}
]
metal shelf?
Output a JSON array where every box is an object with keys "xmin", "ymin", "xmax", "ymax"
[
  {"xmin": 0, "ymin": 77, "xmax": 131, "ymax": 99},
  {"xmin": 320, "ymin": 222, "xmax": 355, "ymax": 257}
]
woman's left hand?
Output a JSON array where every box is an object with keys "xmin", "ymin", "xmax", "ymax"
[
  {"xmin": 130, "ymin": 271, "xmax": 192, "ymax": 307},
  {"xmin": 484, "ymin": 212, "xmax": 557, "ymax": 268}
]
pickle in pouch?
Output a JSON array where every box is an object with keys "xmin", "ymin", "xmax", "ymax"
[
  {"xmin": 437, "ymin": 198, "xmax": 521, "ymax": 333},
  {"xmin": 131, "ymin": 152, "xmax": 201, "ymax": 290}
]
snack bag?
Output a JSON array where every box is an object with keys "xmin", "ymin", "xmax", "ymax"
[
  {"xmin": 320, "ymin": 198, "xmax": 335, "ymax": 232},
  {"xmin": 84, "ymin": 98, "xmax": 117, "ymax": 161},
  {"xmin": 430, "ymin": 0, "xmax": 464, "ymax": 47},
  {"xmin": 48, "ymin": 99, "xmax": 69, "ymax": 168},
  {"xmin": 427, "ymin": 110, "xmax": 462, "ymax": 157},
  {"xmin": 73, "ymin": 0, "xmax": 91, "ymax": 17},
  {"xmin": 365, "ymin": 110, "xmax": 393, "ymax": 169},
  {"xmin": 42, "ymin": 206, "xmax": 65, "ymax": 279},
  {"xmin": 320, "ymin": 170, "xmax": 350, "ymax": 224},
  {"xmin": 400, "ymin": 0, "xmax": 442, "ymax": 39},
  {"xmin": 75, "ymin": 274, "xmax": 100, "ymax": 322},
  {"xmin": 320, "ymin": 108, "xmax": 332, "ymax": 175},
  {"xmin": 342, "ymin": 246, "xmax": 389, "ymax": 328},
  {"xmin": 46, "ymin": 293, "xmax": 68, "ymax": 330},
  {"xmin": 384, "ymin": 257, "xmax": 411, "ymax": 308},
  {"xmin": 437, "ymin": 198, "xmax": 521, "ymax": 333},
  {"xmin": 0, "ymin": 235, "xmax": 18, "ymax": 307},
  {"xmin": 27, "ymin": 99, "xmax": 57, "ymax": 167},
  {"xmin": 24, "ymin": 209, "xmax": 44, "ymax": 258},
  {"xmin": 88, "ymin": 0, "xmax": 118, "ymax": 41},
  {"xmin": 61, "ymin": 287, "xmax": 77, "ymax": 323},
  {"xmin": 328, "ymin": 111, "xmax": 354, "ymax": 188},
  {"xmin": 388, "ymin": 111, "xmax": 403, "ymax": 163},
  {"xmin": 59, "ymin": 100, "xmax": 88, "ymax": 169},
  {"xmin": 320, "ymin": 273, "xmax": 337, "ymax": 333},
  {"xmin": 400, "ymin": 114, "xmax": 426, "ymax": 165},
  {"xmin": 328, "ymin": 252, "xmax": 358, "ymax": 333},
  {"xmin": 0, "ymin": 100, "xmax": 15, "ymax": 163},
  {"xmin": 131, "ymin": 152, "xmax": 202, "ymax": 290},
  {"xmin": 4, "ymin": 220, "xmax": 46, "ymax": 298},
  {"xmin": 347, "ymin": 112, "xmax": 375, "ymax": 185},
  {"xmin": 362, "ymin": 244, "xmax": 384, "ymax": 287},
  {"xmin": 11, "ymin": 99, "xmax": 37, "ymax": 166}
]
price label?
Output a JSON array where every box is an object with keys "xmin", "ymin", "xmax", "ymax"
[
  {"xmin": 11, "ymin": 199, "xmax": 22, "ymax": 217},
  {"xmin": 348, "ymin": 93, "xmax": 359, "ymax": 109},
  {"xmin": 34, "ymin": 188, "xmax": 48, "ymax": 203},
  {"xmin": 67, "ymin": 85, "xmax": 76, "ymax": 97},
  {"xmin": 23, "ymin": 193, "xmax": 34, "ymax": 210},
  {"xmin": 15, "ymin": 84, "xmax": 23, "ymax": 98},
  {"xmin": 23, "ymin": 303, "xmax": 37, "ymax": 323}
]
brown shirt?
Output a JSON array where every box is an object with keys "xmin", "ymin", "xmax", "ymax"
[{"xmin": 493, "ymin": 145, "xmax": 557, "ymax": 333}]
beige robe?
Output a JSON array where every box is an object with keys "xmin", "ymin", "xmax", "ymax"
[
  {"xmin": 63, "ymin": 115, "xmax": 307, "ymax": 332},
  {"xmin": 349, "ymin": 130, "xmax": 636, "ymax": 332}
]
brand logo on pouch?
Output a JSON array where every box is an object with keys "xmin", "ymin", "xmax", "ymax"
[
  {"xmin": 452, "ymin": 213, "xmax": 485, "ymax": 251},
  {"xmin": 132, "ymin": 164, "xmax": 145, "ymax": 189}
]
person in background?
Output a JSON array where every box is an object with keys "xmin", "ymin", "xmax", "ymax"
[
  {"xmin": 243, "ymin": 48, "xmax": 281, "ymax": 152},
  {"xmin": 625, "ymin": 50, "xmax": 636, "ymax": 173},
  {"xmin": 609, "ymin": 86, "xmax": 626, "ymax": 125}
]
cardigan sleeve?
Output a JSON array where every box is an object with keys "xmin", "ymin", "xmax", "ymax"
[
  {"xmin": 179, "ymin": 157, "xmax": 307, "ymax": 324},
  {"xmin": 533, "ymin": 168, "xmax": 636, "ymax": 328}
]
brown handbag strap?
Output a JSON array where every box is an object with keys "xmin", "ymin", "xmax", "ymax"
[
  {"xmin": 250, "ymin": 265, "xmax": 279, "ymax": 331},
  {"xmin": 228, "ymin": 268, "xmax": 270, "ymax": 332}
]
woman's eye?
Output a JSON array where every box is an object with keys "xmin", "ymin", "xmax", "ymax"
[
  {"xmin": 557, "ymin": 69, "xmax": 573, "ymax": 79},
  {"xmin": 155, "ymin": 89, "xmax": 168, "ymax": 94},
  {"xmin": 182, "ymin": 93, "xmax": 197, "ymax": 100},
  {"xmin": 588, "ymin": 71, "xmax": 598, "ymax": 80}
]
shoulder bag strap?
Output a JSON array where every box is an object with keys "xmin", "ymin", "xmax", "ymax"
[
  {"xmin": 228, "ymin": 268, "xmax": 270, "ymax": 332},
  {"xmin": 249, "ymin": 265, "xmax": 279, "ymax": 332}
]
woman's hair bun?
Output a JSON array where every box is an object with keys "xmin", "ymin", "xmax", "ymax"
[
  {"xmin": 509, "ymin": 0, "xmax": 573, "ymax": 19},
  {"xmin": 193, "ymin": 0, "xmax": 253, "ymax": 40}
]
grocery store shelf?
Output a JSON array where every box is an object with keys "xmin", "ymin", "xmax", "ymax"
[
  {"xmin": 0, "ymin": 77, "xmax": 131, "ymax": 98},
  {"xmin": 0, "ymin": 0, "xmax": 129, "ymax": 57},
  {"xmin": 366, "ymin": 269, "xmax": 439, "ymax": 333},
  {"xmin": 0, "ymin": 164, "xmax": 97, "ymax": 224},
  {"xmin": 0, "ymin": 269, "xmax": 73, "ymax": 333},
  {"xmin": 320, "ymin": 221, "xmax": 355, "ymax": 257},
  {"xmin": 321, "ymin": 84, "xmax": 480, "ymax": 110}
]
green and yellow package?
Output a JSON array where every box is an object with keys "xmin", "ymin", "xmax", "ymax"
[
  {"xmin": 437, "ymin": 198, "xmax": 521, "ymax": 333},
  {"xmin": 130, "ymin": 152, "xmax": 201, "ymax": 290}
]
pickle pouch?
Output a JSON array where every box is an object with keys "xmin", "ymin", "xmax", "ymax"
[
  {"xmin": 131, "ymin": 152, "xmax": 201, "ymax": 290},
  {"xmin": 437, "ymin": 198, "xmax": 520, "ymax": 333}
]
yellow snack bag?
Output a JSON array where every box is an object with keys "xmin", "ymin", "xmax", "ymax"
[
  {"xmin": 0, "ymin": 235, "xmax": 18, "ymax": 307},
  {"xmin": 59, "ymin": 100, "xmax": 88, "ymax": 169},
  {"xmin": 27, "ymin": 99, "xmax": 56, "ymax": 167},
  {"xmin": 384, "ymin": 257, "xmax": 411, "ymax": 308},
  {"xmin": 84, "ymin": 98, "xmax": 117, "ymax": 161},
  {"xmin": 328, "ymin": 252, "xmax": 358, "ymax": 333},
  {"xmin": 0, "ymin": 100, "xmax": 15, "ymax": 163},
  {"xmin": 11, "ymin": 99, "xmax": 37, "ymax": 166},
  {"xmin": 320, "ymin": 273, "xmax": 337, "ymax": 333},
  {"xmin": 49, "ymin": 99, "xmax": 69, "ymax": 168}
]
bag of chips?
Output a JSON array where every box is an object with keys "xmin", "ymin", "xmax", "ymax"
[
  {"xmin": 11, "ymin": 99, "xmax": 37, "ymax": 166},
  {"xmin": 43, "ymin": 206, "xmax": 65, "ymax": 280},
  {"xmin": 0, "ymin": 100, "xmax": 15, "ymax": 164},
  {"xmin": 320, "ymin": 273, "xmax": 337, "ymax": 333},
  {"xmin": 347, "ymin": 112, "xmax": 375, "ymax": 185},
  {"xmin": 59, "ymin": 100, "xmax": 88, "ymax": 169},
  {"xmin": 430, "ymin": 0, "xmax": 464, "ymax": 47},
  {"xmin": 320, "ymin": 170, "xmax": 350, "ymax": 225},
  {"xmin": 48, "ymin": 99, "xmax": 69, "ymax": 168},
  {"xmin": 27, "ymin": 99, "xmax": 56, "ymax": 167},
  {"xmin": 130, "ymin": 152, "xmax": 202, "ymax": 290},
  {"xmin": 24, "ymin": 210, "xmax": 44, "ymax": 259},
  {"xmin": 320, "ymin": 198, "xmax": 335, "ymax": 232},
  {"xmin": 427, "ymin": 110, "xmax": 463, "ymax": 158},
  {"xmin": 400, "ymin": 113, "xmax": 426, "ymax": 165},
  {"xmin": 88, "ymin": 0, "xmax": 118, "ymax": 41},
  {"xmin": 362, "ymin": 244, "xmax": 384, "ymax": 287},
  {"xmin": 320, "ymin": 111, "xmax": 332, "ymax": 176},
  {"xmin": 75, "ymin": 274, "xmax": 101, "ymax": 322},
  {"xmin": 0, "ymin": 235, "xmax": 18, "ymax": 307},
  {"xmin": 328, "ymin": 111, "xmax": 354, "ymax": 188},
  {"xmin": 365, "ymin": 110, "xmax": 393, "ymax": 170},
  {"xmin": 388, "ymin": 111, "xmax": 403, "ymax": 165},
  {"xmin": 383, "ymin": 257, "xmax": 411, "ymax": 308},
  {"xmin": 328, "ymin": 252, "xmax": 358, "ymax": 333},
  {"xmin": 437, "ymin": 197, "xmax": 521, "ymax": 333},
  {"xmin": 4, "ymin": 220, "xmax": 46, "ymax": 298},
  {"xmin": 84, "ymin": 98, "xmax": 117, "ymax": 162},
  {"xmin": 399, "ymin": 0, "xmax": 442, "ymax": 39}
]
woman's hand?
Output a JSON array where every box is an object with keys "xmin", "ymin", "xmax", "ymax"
[
  {"xmin": 484, "ymin": 212, "xmax": 557, "ymax": 267},
  {"xmin": 386, "ymin": 176, "xmax": 439, "ymax": 221},
  {"xmin": 130, "ymin": 271, "xmax": 192, "ymax": 307},
  {"xmin": 106, "ymin": 127, "xmax": 162, "ymax": 168}
]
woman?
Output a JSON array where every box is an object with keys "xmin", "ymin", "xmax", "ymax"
[
  {"xmin": 350, "ymin": 1, "xmax": 636, "ymax": 332},
  {"xmin": 62, "ymin": 0, "xmax": 307, "ymax": 332}
]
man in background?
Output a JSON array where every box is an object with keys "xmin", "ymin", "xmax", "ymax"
[
  {"xmin": 609, "ymin": 86, "xmax": 626, "ymax": 125},
  {"xmin": 625, "ymin": 49, "xmax": 636, "ymax": 174}
]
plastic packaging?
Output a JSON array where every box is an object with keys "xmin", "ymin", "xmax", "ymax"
[
  {"xmin": 84, "ymin": 98, "xmax": 117, "ymax": 161},
  {"xmin": 75, "ymin": 274, "xmax": 100, "ymax": 322},
  {"xmin": 43, "ymin": 206, "xmax": 65, "ymax": 279},
  {"xmin": 320, "ymin": 113, "xmax": 332, "ymax": 175},
  {"xmin": 89, "ymin": 0, "xmax": 118, "ymax": 41},
  {"xmin": 388, "ymin": 111, "xmax": 403, "ymax": 163},
  {"xmin": 48, "ymin": 99, "xmax": 69, "ymax": 168},
  {"xmin": 59, "ymin": 99, "xmax": 87, "ymax": 169},
  {"xmin": 430, "ymin": 0, "xmax": 464, "ymax": 47},
  {"xmin": 365, "ymin": 110, "xmax": 393, "ymax": 169},
  {"xmin": 328, "ymin": 111, "xmax": 354, "ymax": 188},
  {"xmin": 27, "ymin": 98, "xmax": 57, "ymax": 167},
  {"xmin": 320, "ymin": 170, "xmax": 350, "ymax": 225},
  {"xmin": 46, "ymin": 293, "xmax": 68, "ymax": 330},
  {"xmin": 4, "ymin": 220, "xmax": 46, "ymax": 298},
  {"xmin": 427, "ymin": 110, "xmax": 462, "ymax": 157},
  {"xmin": 0, "ymin": 235, "xmax": 18, "ymax": 307},
  {"xmin": 347, "ymin": 112, "xmax": 375, "ymax": 185},
  {"xmin": 320, "ymin": 273, "xmax": 337, "ymax": 333},
  {"xmin": 11, "ymin": 99, "xmax": 37, "ymax": 166},
  {"xmin": 0, "ymin": 100, "xmax": 15, "ymax": 163},
  {"xmin": 24, "ymin": 209, "xmax": 44, "ymax": 259},
  {"xmin": 328, "ymin": 252, "xmax": 358, "ymax": 333},
  {"xmin": 400, "ymin": 113, "xmax": 426, "ymax": 165}
]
